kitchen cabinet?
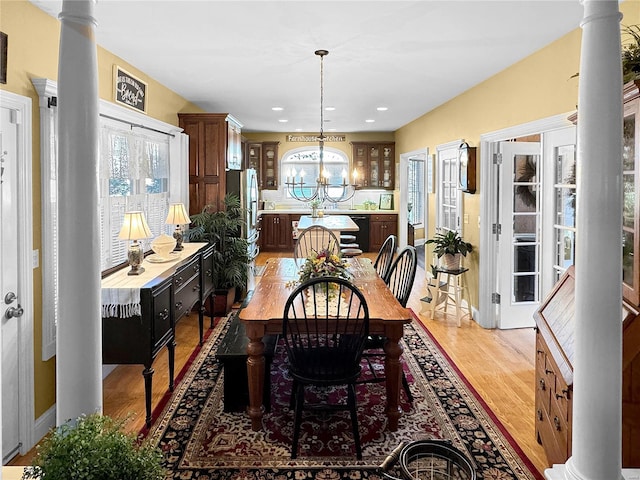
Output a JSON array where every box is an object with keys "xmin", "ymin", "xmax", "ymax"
[
  {"xmin": 369, "ymin": 214, "xmax": 397, "ymax": 252},
  {"xmin": 352, "ymin": 142, "xmax": 395, "ymax": 189},
  {"xmin": 178, "ymin": 113, "xmax": 243, "ymax": 215},
  {"xmin": 245, "ymin": 142, "xmax": 262, "ymax": 172},
  {"xmin": 262, "ymin": 142, "xmax": 280, "ymax": 190},
  {"xmin": 260, "ymin": 213, "xmax": 300, "ymax": 251},
  {"xmin": 243, "ymin": 141, "xmax": 279, "ymax": 190},
  {"xmin": 534, "ymin": 266, "xmax": 640, "ymax": 467}
]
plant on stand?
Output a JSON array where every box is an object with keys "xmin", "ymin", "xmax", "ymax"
[
  {"xmin": 187, "ymin": 193, "xmax": 249, "ymax": 315},
  {"xmin": 426, "ymin": 230, "xmax": 473, "ymax": 271}
]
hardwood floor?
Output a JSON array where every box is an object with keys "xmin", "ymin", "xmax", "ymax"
[{"xmin": 10, "ymin": 251, "xmax": 549, "ymax": 476}]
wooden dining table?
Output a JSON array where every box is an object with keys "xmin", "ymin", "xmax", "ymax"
[{"xmin": 238, "ymin": 256, "xmax": 412, "ymax": 431}]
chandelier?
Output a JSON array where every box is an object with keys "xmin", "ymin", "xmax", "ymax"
[{"xmin": 284, "ymin": 49, "xmax": 357, "ymax": 205}]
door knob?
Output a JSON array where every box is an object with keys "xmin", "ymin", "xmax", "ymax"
[
  {"xmin": 4, "ymin": 292, "xmax": 17, "ymax": 304},
  {"xmin": 5, "ymin": 304, "xmax": 24, "ymax": 319}
]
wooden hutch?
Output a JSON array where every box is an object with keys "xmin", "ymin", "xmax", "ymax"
[
  {"xmin": 534, "ymin": 80, "xmax": 640, "ymax": 467},
  {"xmin": 178, "ymin": 113, "xmax": 243, "ymax": 215}
]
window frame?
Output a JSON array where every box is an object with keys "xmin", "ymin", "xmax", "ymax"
[
  {"xmin": 281, "ymin": 145, "xmax": 350, "ymax": 200},
  {"xmin": 435, "ymin": 140, "xmax": 464, "ymax": 235}
]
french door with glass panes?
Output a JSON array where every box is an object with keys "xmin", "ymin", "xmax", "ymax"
[{"xmin": 497, "ymin": 141, "xmax": 541, "ymax": 329}]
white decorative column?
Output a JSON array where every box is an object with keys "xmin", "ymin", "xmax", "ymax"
[
  {"xmin": 56, "ymin": 0, "xmax": 103, "ymax": 424},
  {"xmin": 547, "ymin": 1, "xmax": 623, "ymax": 479}
]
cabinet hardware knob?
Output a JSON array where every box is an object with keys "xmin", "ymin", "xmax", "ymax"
[
  {"xmin": 158, "ymin": 308, "xmax": 169, "ymax": 321},
  {"xmin": 553, "ymin": 416, "xmax": 562, "ymax": 431},
  {"xmin": 555, "ymin": 393, "xmax": 565, "ymax": 400},
  {"xmin": 193, "ymin": 285, "xmax": 200, "ymax": 292},
  {"xmin": 539, "ymin": 378, "xmax": 546, "ymax": 390},
  {"xmin": 175, "ymin": 301, "xmax": 183, "ymax": 310},
  {"xmin": 545, "ymin": 368, "xmax": 553, "ymax": 375},
  {"xmin": 537, "ymin": 409, "xmax": 543, "ymax": 421},
  {"xmin": 206, "ymin": 269, "xmax": 212, "ymax": 277},
  {"xmin": 536, "ymin": 349, "xmax": 544, "ymax": 355}
]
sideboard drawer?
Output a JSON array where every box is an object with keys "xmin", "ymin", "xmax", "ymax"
[
  {"xmin": 151, "ymin": 281, "xmax": 172, "ymax": 355},
  {"xmin": 174, "ymin": 272, "xmax": 200, "ymax": 321}
]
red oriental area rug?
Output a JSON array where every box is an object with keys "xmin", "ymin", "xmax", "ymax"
[{"xmin": 147, "ymin": 311, "xmax": 543, "ymax": 479}]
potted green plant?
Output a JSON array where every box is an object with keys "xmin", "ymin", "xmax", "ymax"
[
  {"xmin": 623, "ymin": 24, "xmax": 640, "ymax": 82},
  {"xmin": 22, "ymin": 413, "xmax": 164, "ymax": 480},
  {"xmin": 309, "ymin": 199, "xmax": 322, "ymax": 218},
  {"xmin": 186, "ymin": 193, "xmax": 250, "ymax": 315},
  {"xmin": 425, "ymin": 230, "xmax": 473, "ymax": 270}
]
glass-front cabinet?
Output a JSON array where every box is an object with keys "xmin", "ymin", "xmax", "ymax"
[
  {"xmin": 243, "ymin": 141, "xmax": 279, "ymax": 190},
  {"xmin": 623, "ymin": 81, "xmax": 640, "ymax": 306},
  {"xmin": 351, "ymin": 142, "xmax": 395, "ymax": 190}
]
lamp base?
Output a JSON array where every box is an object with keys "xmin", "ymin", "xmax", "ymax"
[
  {"xmin": 128, "ymin": 265, "xmax": 145, "ymax": 276},
  {"xmin": 127, "ymin": 241, "xmax": 145, "ymax": 275},
  {"xmin": 173, "ymin": 226, "xmax": 185, "ymax": 251}
]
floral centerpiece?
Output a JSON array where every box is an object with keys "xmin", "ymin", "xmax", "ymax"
[{"xmin": 287, "ymin": 248, "xmax": 352, "ymax": 290}]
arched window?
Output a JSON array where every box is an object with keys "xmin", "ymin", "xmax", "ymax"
[{"xmin": 281, "ymin": 146, "xmax": 350, "ymax": 199}]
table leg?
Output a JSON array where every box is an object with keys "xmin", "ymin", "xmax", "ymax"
[
  {"xmin": 198, "ymin": 303, "xmax": 204, "ymax": 345},
  {"xmin": 244, "ymin": 323, "xmax": 267, "ymax": 431},
  {"xmin": 168, "ymin": 338, "xmax": 176, "ymax": 391},
  {"xmin": 142, "ymin": 365, "xmax": 154, "ymax": 428},
  {"xmin": 383, "ymin": 324, "xmax": 404, "ymax": 431}
]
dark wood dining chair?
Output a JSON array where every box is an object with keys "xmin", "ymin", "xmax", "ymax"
[
  {"xmin": 360, "ymin": 245, "xmax": 417, "ymax": 402},
  {"xmin": 373, "ymin": 234, "xmax": 397, "ymax": 281},
  {"xmin": 282, "ymin": 276, "xmax": 369, "ymax": 459},
  {"xmin": 293, "ymin": 225, "xmax": 340, "ymax": 264}
]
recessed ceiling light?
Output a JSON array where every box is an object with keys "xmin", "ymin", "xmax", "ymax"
[
  {"xmin": 272, "ymin": 106, "xmax": 284, "ymax": 111},
  {"xmin": 327, "ymin": 128, "xmax": 337, "ymax": 132},
  {"xmin": 295, "ymin": 128, "xmax": 303, "ymax": 132},
  {"xmin": 365, "ymin": 119, "xmax": 375, "ymax": 123},
  {"xmin": 325, "ymin": 106, "xmax": 336, "ymax": 111},
  {"xmin": 376, "ymin": 106, "xmax": 388, "ymax": 111},
  {"xmin": 278, "ymin": 119, "xmax": 288, "ymax": 123}
]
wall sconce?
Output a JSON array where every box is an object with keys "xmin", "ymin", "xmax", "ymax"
[
  {"xmin": 118, "ymin": 211, "xmax": 153, "ymax": 275},
  {"xmin": 165, "ymin": 203, "xmax": 191, "ymax": 251}
]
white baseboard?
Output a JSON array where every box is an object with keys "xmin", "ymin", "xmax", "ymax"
[{"xmin": 33, "ymin": 404, "xmax": 56, "ymax": 447}]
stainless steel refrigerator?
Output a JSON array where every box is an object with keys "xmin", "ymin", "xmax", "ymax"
[{"xmin": 226, "ymin": 168, "xmax": 260, "ymax": 291}]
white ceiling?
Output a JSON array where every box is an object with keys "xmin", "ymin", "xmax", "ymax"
[{"xmin": 29, "ymin": 0, "xmax": 585, "ymax": 133}]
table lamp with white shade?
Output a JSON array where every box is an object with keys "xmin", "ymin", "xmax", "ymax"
[
  {"xmin": 118, "ymin": 211, "xmax": 153, "ymax": 275},
  {"xmin": 165, "ymin": 203, "xmax": 191, "ymax": 251}
]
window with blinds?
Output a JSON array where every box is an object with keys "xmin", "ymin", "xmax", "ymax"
[{"xmin": 99, "ymin": 122, "xmax": 170, "ymax": 270}]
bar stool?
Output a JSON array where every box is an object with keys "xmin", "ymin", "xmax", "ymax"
[
  {"xmin": 341, "ymin": 246, "xmax": 363, "ymax": 257},
  {"xmin": 429, "ymin": 266, "xmax": 470, "ymax": 327},
  {"xmin": 340, "ymin": 234, "xmax": 357, "ymax": 243}
]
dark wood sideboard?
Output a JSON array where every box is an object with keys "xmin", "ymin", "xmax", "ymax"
[
  {"xmin": 534, "ymin": 266, "xmax": 640, "ymax": 467},
  {"xmin": 101, "ymin": 242, "xmax": 215, "ymax": 427}
]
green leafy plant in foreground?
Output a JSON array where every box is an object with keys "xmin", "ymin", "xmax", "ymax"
[{"xmin": 22, "ymin": 413, "xmax": 164, "ymax": 480}]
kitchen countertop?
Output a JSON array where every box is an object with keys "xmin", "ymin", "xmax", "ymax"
[{"xmin": 297, "ymin": 215, "xmax": 359, "ymax": 232}]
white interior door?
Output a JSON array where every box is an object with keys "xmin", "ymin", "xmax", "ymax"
[
  {"xmin": 1, "ymin": 105, "xmax": 21, "ymax": 464},
  {"xmin": 497, "ymin": 141, "xmax": 541, "ymax": 329}
]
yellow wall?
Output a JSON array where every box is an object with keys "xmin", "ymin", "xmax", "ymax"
[
  {"xmin": 395, "ymin": 1, "xmax": 640, "ymax": 311},
  {"xmin": 0, "ymin": 0, "xmax": 204, "ymax": 419}
]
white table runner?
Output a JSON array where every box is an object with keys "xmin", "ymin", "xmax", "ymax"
[{"xmin": 101, "ymin": 242, "xmax": 207, "ymax": 319}]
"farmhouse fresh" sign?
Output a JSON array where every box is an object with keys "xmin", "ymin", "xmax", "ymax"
[{"xmin": 114, "ymin": 66, "xmax": 147, "ymax": 113}]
